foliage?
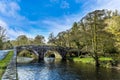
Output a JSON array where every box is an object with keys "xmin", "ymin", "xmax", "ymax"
[
  {"xmin": 3, "ymin": 40, "xmax": 13, "ymax": 49},
  {"xmin": 48, "ymin": 32, "xmax": 56, "ymax": 45},
  {"xmin": 17, "ymin": 35, "xmax": 28, "ymax": 46},
  {"xmin": 34, "ymin": 35, "xmax": 45, "ymax": 45},
  {"xmin": 11, "ymin": 34, "xmax": 45, "ymax": 46},
  {"xmin": 105, "ymin": 16, "xmax": 120, "ymax": 52}
]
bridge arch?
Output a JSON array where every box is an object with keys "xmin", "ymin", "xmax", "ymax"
[
  {"xmin": 44, "ymin": 50, "xmax": 62, "ymax": 59},
  {"xmin": 17, "ymin": 49, "xmax": 38, "ymax": 60}
]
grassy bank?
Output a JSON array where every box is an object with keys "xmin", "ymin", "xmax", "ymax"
[
  {"xmin": 72, "ymin": 57, "xmax": 112, "ymax": 63},
  {"xmin": 0, "ymin": 51, "xmax": 14, "ymax": 79},
  {"xmin": 70, "ymin": 57, "xmax": 113, "ymax": 68},
  {"xmin": 69, "ymin": 57, "xmax": 113, "ymax": 68}
]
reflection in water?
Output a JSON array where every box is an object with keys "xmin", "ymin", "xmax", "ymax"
[
  {"xmin": 17, "ymin": 58, "xmax": 120, "ymax": 80},
  {"xmin": 44, "ymin": 57, "xmax": 55, "ymax": 64}
]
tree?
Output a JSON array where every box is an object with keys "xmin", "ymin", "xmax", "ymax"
[
  {"xmin": 70, "ymin": 22, "xmax": 82, "ymax": 56},
  {"xmin": 81, "ymin": 10, "xmax": 107, "ymax": 67},
  {"xmin": 48, "ymin": 32, "xmax": 56, "ymax": 45},
  {"xmin": 56, "ymin": 31, "xmax": 67, "ymax": 46},
  {"xmin": 105, "ymin": 16, "xmax": 120, "ymax": 52},
  {"xmin": 34, "ymin": 35, "xmax": 45, "ymax": 45},
  {"xmin": 16, "ymin": 35, "xmax": 28, "ymax": 46},
  {"xmin": 3, "ymin": 40, "xmax": 13, "ymax": 49},
  {"xmin": 0, "ymin": 26, "xmax": 7, "ymax": 49}
]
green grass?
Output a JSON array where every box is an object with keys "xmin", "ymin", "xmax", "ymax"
[
  {"xmin": 99, "ymin": 57, "xmax": 112, "ymax": 61},
  {"xmin": 73, "ymin": 57, "xmax": 94, "ymax": 63},
  {"xmin": 72, "ymin": 57, "xmax": 112, "ymax": 63},
  {"xmin": 0, "ymin": 51, "xmax": 14, "ymax": 79}
]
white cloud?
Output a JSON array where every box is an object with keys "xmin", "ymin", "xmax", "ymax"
[
  {"xmin": 0, "ymin": 19, "xmax": 32, "ymax": 40},
  {"xmin": 0, "ymin": 20, "xmax": 8, "ymax": 28},
  {"xmin": 0, "ymin": 0, "xmax": 28, "ymax": 27},
  {"xmin": 0, "ymin": 1, "xmax": 20, "ymax": 18},
  {"xmin": 60, "ymin": 1, "xmax": 69, "ymax": 9},
  {"xmin": 95, "ymin": 0, "xmax": 120, "ymax": 11},
  {"xmin": 0, "ymin": 0, "xmax": 36, "ymax": 40},
  {"xmin": 42, "ymin": 14, "xmax": 82, "ymax": 38}
]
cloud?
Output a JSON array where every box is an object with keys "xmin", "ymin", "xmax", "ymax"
[
  {"xmin": 60, "ymin": 1, "xmax": 69, "ymax": 9},
  {"xmin": 0, "ymin": 19, "xmax": 33, "ymax": 40},
  {"xmin": 0, "ymin": 20, "xmax": 8, "ymax": 28},
  {"xmin": 42, "ymin": 13, "xmax": 82, "ymax": 36},
  {"xmin": 0, "ymin": 0, "xmax": 29, "ymax": 26},
  {"xmin": 0, "ymin": 1, "xmax": 20, "ymax": 18},
  {"xmin": 0, "ymin": 0, "xmax": 37, "ymax": 40},
  {"xmin": 40, "ymin": 14, "xmax": 82, "ymax": 42},
  {"xmin": 95, "ymin": 0, "xmax": 120, "ymax": 11}
]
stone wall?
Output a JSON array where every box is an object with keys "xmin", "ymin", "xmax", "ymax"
[{"xmin": 2, "ymin": 49, "xmax": 17, "ymax": 80}]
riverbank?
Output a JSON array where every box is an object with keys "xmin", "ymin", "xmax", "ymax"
[
  {"xmin": 0, "ymin": 51, "xmax": 14, "ymax": 79},
  {"xmin": 71, "ymin": 57, "xmax": 112, "ymax": 62},
  {"xmin": 69, "ymin": 57, "xmax": 113, "ymax": 68}
]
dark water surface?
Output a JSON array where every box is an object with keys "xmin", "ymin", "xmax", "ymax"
[{"xmin": 17, "ymin": 58, "xmax": 120, "ymax": 80}]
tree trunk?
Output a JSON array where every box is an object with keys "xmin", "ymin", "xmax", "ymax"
[
  {"xmin": 78, "ymin": 49, "xmax": 80, "ymax": 57},
  {"xmin": 95, "ymin": 56, "xmax": 100, "ymax": 67}
]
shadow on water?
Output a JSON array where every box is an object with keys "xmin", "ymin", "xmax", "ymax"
[{"xmin": 17, "ymin": 58, "xmax": 120, "ymax": 80}]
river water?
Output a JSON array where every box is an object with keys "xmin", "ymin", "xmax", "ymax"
[
  {"xmin": 0, "ymin": 50, "xmax": 11, "ymax": 60},
  {"xmin": 17, "ymin": 58, "xmax": 120, "ymax": 80}
]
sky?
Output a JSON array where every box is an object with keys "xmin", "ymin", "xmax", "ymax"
[{"xmin": 0, "ymin": 0, "xmax": 120, "ymax": 41}]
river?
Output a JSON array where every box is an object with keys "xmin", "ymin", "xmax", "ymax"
[
  {"xmin": 17, "ymin": 58, "xmax": 120, "ymax": 80},
  {"xmin": 0, "ymin": 50, "xmax": 12, "ymax": 60}
]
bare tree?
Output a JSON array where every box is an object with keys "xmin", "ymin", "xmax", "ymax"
[{"xmin": 0, "ymin": 26, "xmax": 7, "ymax": 49}]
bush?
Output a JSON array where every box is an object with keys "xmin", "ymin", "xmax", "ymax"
[{"xmin": 111, "ymin": 54, "xmax": 120, "ymax": 66}]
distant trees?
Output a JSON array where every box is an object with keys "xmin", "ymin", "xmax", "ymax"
[
  {"xmin": 3, "ymin": 40, "xmax": 12, "ymax": 49},
  {"xmin": 48, "ymin": 33, "xmax": 56, "ymax": 45},
  {"xmin": 11, "ymin": 35, "xmax": 45, "ymax": 46},
  {"xmin": 0, "ymin": 26, "xmax": 13, "ymax": 50},
  {"xmin": 16, "ymin": 35, "xmax": 28, "ymax": 46},
  {"xmin": 34, "ymin": 35, "xmax": 45, "ymax": 45}
]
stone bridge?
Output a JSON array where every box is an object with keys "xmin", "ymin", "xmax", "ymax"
[{"xmin": 16, "ymin": 45, "xmax": 71, "ymax": 61}]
